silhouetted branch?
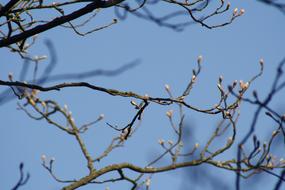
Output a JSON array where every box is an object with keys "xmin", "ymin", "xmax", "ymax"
[
  {"xmin": 11, "ymin": 163, "xmax": 30, "ymax": 190},
  {"xmin": 258, "ymin": 0, "xmax": 285, "ymax": 14},
  {"xmin": 235, "ymin": 58, "xmax": 285, "ymax": 190}
]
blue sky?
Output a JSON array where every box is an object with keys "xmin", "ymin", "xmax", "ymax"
[{"xmin": 1, "ymin": 1, "xmax": 285, "ymax": 190}]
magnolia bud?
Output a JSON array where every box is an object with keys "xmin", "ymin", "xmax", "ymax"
[
  {"xmin": 165, "ymin": 84, "xmax": 170, "ymax": 91},
  {"xmin": 195, "ymin": 143, "xmax": 200, "ymax": 148},
  {"xmin": 41, "ymin": 154, "xmax": 46, "ymax": 161},
  {"xmin": 166, "ymin": 110, "xmax": 173, "ymax": 118},
  {"xmin": 98, "ymin": 114, "xmax": 105, "ymax": 120},
  {"xmin": 197, "ymin": 55, "xmax": 203, "ymax": 64},
  {"xmin": 239, "ymin": 9, "xmax": 245, "ymax": 15},
  {"xmin": 233, "ymin": 8, "xmax": 238, "ymax": 16}
]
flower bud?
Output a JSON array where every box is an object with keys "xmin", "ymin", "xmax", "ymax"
[
  {"xmin": 158, "ymin": 139, "xmax": 165, "ymax": 145},
  {"xmin": 168, "ymin": 140, "xmax": 173, "ymax": 146},
  {"xmin": 197, "ymin": 55, "xmax": 203, "ymax": 64},
  {"xmin": 259, "ymin": 58, "xmax": 264, "ymax": 67},
  {"xmin": 145, "ymin": 178, "xmax": 151, "ymax": 187},
  {"xmin": 165, "ymin": 84, "xmax": 170, "ymax": 91},
  {"xmin": 41, "ymin": 154, "xmax": 46, "ymax": 161},
  {"xmin": 195, "ymin": 143, "xmax": 199, "ymax": 148},
  {"xmin": 98, "ymin": 114, "xmax": 105, "ymax": 120},
  {"xmin": 239, "ymin": 9, "xmax": 245, "ymax": 15},
  {"xmin": 233, "ymin": 8, "xmax": 238, "ymax": 16},
  {"xmin": 166, "ymin": 110, "xmax": 173, "ymax": 118}
]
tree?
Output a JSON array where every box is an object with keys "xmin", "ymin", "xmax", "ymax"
[{"xmin": 1, "ymin": 0, "xmax": 285, "ymax": 190}]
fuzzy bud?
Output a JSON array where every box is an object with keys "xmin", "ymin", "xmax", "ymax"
[
  {"xmin": 144, "ymin": 94, "xmax": 149, "ymax": 100},
  {"xmin": 145, "ymin": 178, "xmax": 151, "ymax": 187},
  {"xmin": 41, "ymin": 154, "xmax": 46, "ymax": 161},
  {"xmin": 219, "ymin": 75, "xmax": 223, "ymax": 83},
  {"xmin": 192, "ymin": 75, "xmax": 196, "ymax": 81},
  {"xmin": 239, "ymin": 9, "xmax": 245, "ymax": 15},
  {"xmin": 272, "ymin": 130, "xmax": 279, "ymax": 137},
  {"xmin": 165, "ymin": 84, "xmax": 170, "ymax": 91},
  {"xmin": 195, "ymin": 143, "xmax": 200, "ymax": 149},
  {"xmin": 233, "ymin": 8, "xmax": 238, "ymax": 16},
  {"xmin": 259, "ymin": 58, "xmax": 264, "ymax": 67},
  {"xmin": 168, "ymin": 140, "xmax": 173, "ymax": 146},
  {"xmin": 239, "ymin": 80, "xmax": 249, "ymax": 90},
  {"xmin": 197, "ymin": 55, "xmax": 203, "ymax": 64},
  {"xmin": 227, "ymin": 137, "xmax": 233, "ymax": 145},
  {"xmin": 98, "ymin": 114, "xmax": 105, "ymax": 120},
  {"xmin": 166, "ymin": 110, "xmax": 173, "ymax": 118},
  {"xmin": 8, "ymin": 72, "xmax": 13, "ymax": 81},
  {"xmin": 158, "ymin": 139, "xmax": 165, "ymax": 145}
]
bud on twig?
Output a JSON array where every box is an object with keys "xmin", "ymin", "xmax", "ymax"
[
  {"xmin": 41, "ymin": 154, "xmax": 46, "ymax": 162},
  {"xmin": 8, "ymin": 72, "xmax": 13, "ymax": 81},
  {"xmin": 166, "ymin": 110, "xmax": 173, "ymax": 118},
  {"xmin": 233, "ymin": 8, "xmax": 238, "ymax": 16},
  {"xmin": 195, "ymin": 143, "xmax": 199, "ymax": 149},
  {"xmin": 197, "ymin": 55, "xmax": 203, "ymax": 64},
  {"xmin": 98, "ymin": 114, "xmax": 105, "ymax": 120},
  {"xmin": 239, "ymin": 9, "xmax": 245, "ymax": 15},
  {"xmin": 165, "ymin": 84, "xmax": 170, "ymax": 92},
  {"xmin": 158, "ymin": 139, "xmax": 165, "ymax": 145},
  {"xmin": 259, "ymin": 58, "xmax": 264, "ymax": 67}
]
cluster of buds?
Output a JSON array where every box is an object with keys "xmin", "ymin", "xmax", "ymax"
[
  {"xmin": 41, "ymin": 154, "xmax": 55, "ymax": 165},
  {"xmin": 233, "ymin": 8, "xmax": 245, "ymax": 16}
]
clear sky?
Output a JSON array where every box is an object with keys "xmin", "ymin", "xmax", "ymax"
[{"xmin": 1, "ymin": 1, "xmax": 285, "ymax": 190}]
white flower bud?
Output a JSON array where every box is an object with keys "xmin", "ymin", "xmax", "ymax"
[
  {"xmin": 166, "ymin": 110, "xmax": 173, "ymax": 118},
  {"xmin": 41, "ymin": 154, "xmax": 46, "ymax": 161},
  {"xmin": 239, "ymin": 80, "xmax": 249, "ymax": 90},
  {"xmin": 144, "ymin": 94, "xmax": 149, "ymax": 100},
  {"xmin": 233, "ymin": 8, "xmax": 238, "ymax": 16},
  {"xmin": 8, "ymin": 72, "xmax": 13, "ymax": 81},
  {"xmin": 131, "ymin": 100, "xmax": 137, "ymax": 106},
  {"xmin": 192, "ymin": 75, "xmax": 196, "ymax": 81},
  {"xmin": 195, "ymin": 143, "xmax": 199, "ymax": 148},
  {"xmin": 197, "ymin": 55, "xmax": 203, "ymax": 64},
  {"xmin": 272, "ymin": 130, "xmax": 278, "ymax": 136},
  {"xmin": 165, "ymin": 84, "xmax": 170, "ymax": 91},
  {"xmin": 259, "ymin": 58, "xmax": 264, "ymax": 66},
  {"xmin": 239, "ymin": 8, "xmax": 245, "ymax": 15},
  {"xmin": 98, "ymin": 114, "xmax": 105, "ymax": 120},
  {"xmin": 146, "ymin": 178, "xmax": 151, "ymax": 187},
  {"xmin": 158, "ymin": 139, "xmax": 165, "ymax": 145},
  {"xmin": 168, "ymin": 140, "xmax": 173, "ymax": 146},
  {"xmin": 227, "ymin": 137, "xmax": 233, "ymax": 145}
]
